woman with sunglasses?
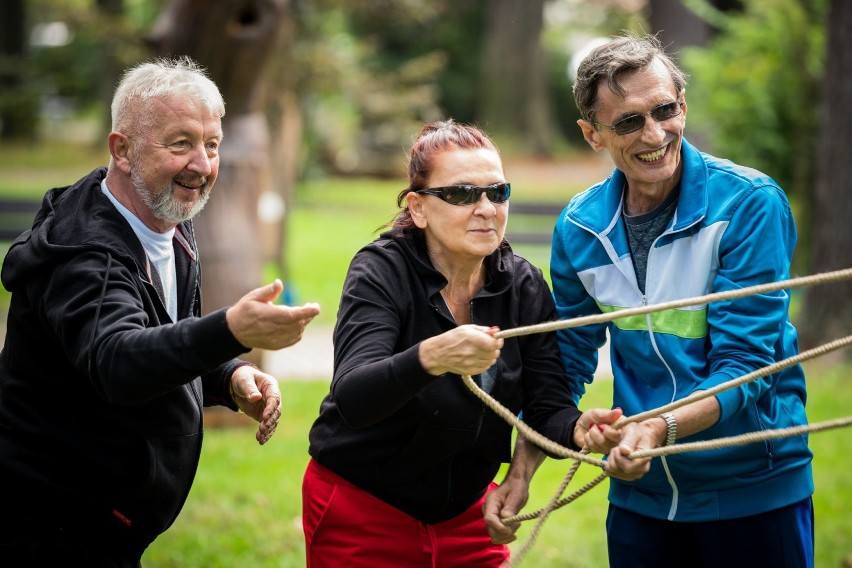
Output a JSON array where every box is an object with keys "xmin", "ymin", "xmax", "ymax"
[{"xmin": 302, "ymin": 120, "xmax": 615, "ymax": 567}]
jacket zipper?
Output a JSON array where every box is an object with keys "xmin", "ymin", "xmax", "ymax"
[
  {"xmin": 470, "ymin": 300, "xmax": 488, "ymax": 440},
  {"xmin": 644, "ymin": 243, "xmax": 681, "ymax": 521}
]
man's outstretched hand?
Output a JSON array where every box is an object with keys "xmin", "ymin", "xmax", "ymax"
[{"xmin": 226, "ymin": 279, "xmax": 321, "ymax": 351}]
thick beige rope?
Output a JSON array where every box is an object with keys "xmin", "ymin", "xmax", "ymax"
[
  {"xmin": 494, "ymin": 267, "xmax": 852, "ymax": 340},
  {"xmin": 614, "ymin": 333, "xmax": 852, "ymax": 428},
  {"xmin": 514, "ymin": 413, "xmax": 852, "ymax": 522},
  {"xmin": 464, "ymin": 333, "xmax": 852, "ymax": 523},
  {"xmin": 496, "ymin": 335, "xmax": 852, "ymax": 529},
  {"xmin": 462, "ymin": 267, "xmax": 852, "ymax": 567},
  {"xmin": 461, "ymin": 374, "xmax": 604, "ymax": 468},
  {"xmin": 506, "ymin": 471, "xmax": 607, "ymax": 524},
  {"xmin": 503, "ymin": 455, "xmax": 605, "ymax": 566},
  {"xmin": 630, "ymin": 416, "xmax": 852, "ymax": 460},
  {"xmin": 502, "ymin": 415, "xmax": 852, "ymax": 568}
]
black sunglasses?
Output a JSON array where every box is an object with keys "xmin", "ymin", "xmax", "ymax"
[
  {"xmin": 415, "ymin": 182, "xmax": 511, "ymax": 205},
  {"xmin": 594, "ymin": 100, "xmax": 684, "ymax": 136}
]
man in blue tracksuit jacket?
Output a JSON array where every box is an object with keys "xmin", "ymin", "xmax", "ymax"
[{"xmin": 549, "ymin": 34, "xmax": 814, "ymax": 567}]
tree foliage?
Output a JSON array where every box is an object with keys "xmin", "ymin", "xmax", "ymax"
[
  {"xmin": 680, "ymin": 0, "xmax": 828, "ymax": 201},
  {"xmin": 1, "ymin": 0, "xmax": 163, "ymax": 141},
  {"xmin": 6, "ymin": 0, "xmax": 831, "ymax": 185},
  {"xmin": 281, "ymin": 0, "xmax": 648, "ymax": 174},
  {"xmin": 278, "ymin": 0, "xmax": 485, "ymax": 177}
]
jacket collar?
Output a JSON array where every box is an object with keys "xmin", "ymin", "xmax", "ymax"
[
  {"xmin": 2, "ymin": 168, "xmax": 197, "ymax": 292},
  {"xmin": 383, "ymin": 228, "xmax": 515, "ymax": 299},
  {"xmin": 568, "ymin": 138, "xmax": 708, "ymax": 234}
]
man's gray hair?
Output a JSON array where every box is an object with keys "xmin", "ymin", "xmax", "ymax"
[
  {"xmin": 111, "ymin": 56, "xmax": 225, "ymax": 135},
  {"xmin": 573, "ymin": 33, "xmax": 689, "ymax": 123}
]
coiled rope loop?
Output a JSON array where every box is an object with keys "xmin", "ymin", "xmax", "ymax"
[{"xmin": 459, "ymin": 267, "xmax": 852, "ymax": 567}]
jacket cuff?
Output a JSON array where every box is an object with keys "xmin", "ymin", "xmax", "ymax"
[
  {"xmin": 191, "ymin": 308, "xmax": 251, "ymax": 363},
  {"xmin": 392, "ymin": 342, "xmax": 441, "ymax": 392},
  {"xmin": 703, "ymin": 370, "xmax": 742, "ymax": 423}
]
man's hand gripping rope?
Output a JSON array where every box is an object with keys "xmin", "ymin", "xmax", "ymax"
[{"xmin": 462, "ymin": 267, "xmax": 852, "ymax": 567}]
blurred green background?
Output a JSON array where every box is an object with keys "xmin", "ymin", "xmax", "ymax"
[{"xmin": 2, "ymin": 0, "xmax": 851, "ymax": 566}]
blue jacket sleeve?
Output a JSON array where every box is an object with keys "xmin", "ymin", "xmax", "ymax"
[
  {"xmin": 550, "ymin": 213, "xmax": 609, "ymax": 405},
  {"xmin": 705, "ymin": 184, "xmax": 798, "ymax": 422}
]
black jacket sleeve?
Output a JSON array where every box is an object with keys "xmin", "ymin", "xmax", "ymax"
[
  {"xmin": 41, "ymin": 250, "xmax": 249, "ymax": 405},
  {"xmin": 330, "ymin": 247, "xmax": 440, "ymax": 428}
]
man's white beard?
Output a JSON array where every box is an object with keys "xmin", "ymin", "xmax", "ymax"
[{"xmin": 131, "ymin": 167, "xmax": 211, "ymax": 224}]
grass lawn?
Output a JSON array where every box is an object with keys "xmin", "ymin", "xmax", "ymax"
[
  {"xmin": 2, "ymin": 140, "xmax": 850, "ymax": 567},
  {"xmin": 144, "ymin": 360, "xmax": 852, "ymax": 568}
]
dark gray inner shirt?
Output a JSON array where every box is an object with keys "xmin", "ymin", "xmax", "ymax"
[{"xmin": 623, "ymin": 184, "xmax": 680, "ymax": 294}]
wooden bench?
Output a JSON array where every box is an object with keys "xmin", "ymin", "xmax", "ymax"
[{"xmin": 0, "ymin": 198, "xmax": 41, "ymax": 241}]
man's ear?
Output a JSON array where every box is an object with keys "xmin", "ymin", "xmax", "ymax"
[
  {"xmin": 108, "ymin": 131, "xmax": 132, "ymax": 174},
  {"xmin": 577, "ymin": 119, "xmax": 606, "ymax": 153},
  {"xmin": 406, "ymin": 192, "xmax": 428, "ymax": 229}
]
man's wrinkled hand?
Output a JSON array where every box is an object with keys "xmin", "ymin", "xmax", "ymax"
[
  {"xmin": 230, "ymin": 364, "xmax": 282, "ymax": 445},
  {"xmin": 226, "ymin": 279, "xmax": 321, "ymax": 351},
  {"xmin": 603, "ymin": 421, "xmax": 655, "ymax": 480}
]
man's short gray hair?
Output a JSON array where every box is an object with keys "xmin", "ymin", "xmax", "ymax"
[
  {"xmin": 111, "ymin": 56, "xmax": 225, "ymax": 135},
  {"xmin": 572, "ymin": 33, "xmax": 689, "ymax": 123}
]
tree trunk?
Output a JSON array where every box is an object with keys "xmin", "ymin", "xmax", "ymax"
[
  {"xmin": 647, "ymin": 0, "xmax": 742, "ymax": 152},
  {"xmin": 146, "ymin": 0, "xmax": 289, "ymax": 323},
  {"xmin": 798, "ymin": 0, "xmax": 852, "ymax": 355},
  {"xmin": 478, "ymin": 0, "xmax": 554, "ymax": 156},
  {"xmin": 648, "ymin": 0, "xmax": 743, "ymax": 50},
  {"xmin": 0, "ymin": 0, "xmax": 39, "ymax": 140},
  {"xmin": 267, "ymin": 89, "xmax": 302, "ymax": 293},
  {"xmin": 94, "ymin": 0, "xmax": 125, "ymax": 143}
]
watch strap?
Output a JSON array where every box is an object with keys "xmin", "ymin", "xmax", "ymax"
[{"xmin": 661, "ymin": 412, "xmax": 677, "ymax": 446}]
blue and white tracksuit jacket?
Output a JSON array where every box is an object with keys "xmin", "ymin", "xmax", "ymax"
[{"xmin": 550, "ymin": 139, "xmax": 813, "ymax": 522}]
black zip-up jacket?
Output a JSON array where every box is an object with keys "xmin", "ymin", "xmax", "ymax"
[
  {"xmin": 308, "ymin": 230, "xmax": 581, "ymax": 524},
  {"xmin": 0, "ymin": 168, "xmax": 249, "ymax": 558}
]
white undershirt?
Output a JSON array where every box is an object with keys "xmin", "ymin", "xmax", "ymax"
[{"xmin": 101, "ymin": 180, "xmax": 178, "ymax": 321}]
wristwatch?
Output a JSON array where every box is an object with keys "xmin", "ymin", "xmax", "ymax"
[{"xmin": 660, "ymin": 412, "xmax": 677, "ymax": 446}]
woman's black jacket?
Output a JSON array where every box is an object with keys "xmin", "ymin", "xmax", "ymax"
[{"xmin": 308, "ymin": 230, "xmax": 581, "ymax": 524}]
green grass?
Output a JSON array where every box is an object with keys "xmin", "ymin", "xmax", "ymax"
[
  {"xmin": 144, "ymin": 382, "xmax": 327, "ymax": 568},
  {"xmin": 143, "ymin": 379, "xmax": 612, "ymax": 568},
  {"xmin": 0, "ymin": 139, "xmax": 108, "ymax": 197},
  {"xmin": 3, "ymin": 140, "xmax": 850, "ymax": 567},
  {"xmin": 281, "ymin": 177, "xmax": 402, "ymax": 324},
  {"xmin": 143, "ymin": 361, "xmax": 852, "ymax": 568}
]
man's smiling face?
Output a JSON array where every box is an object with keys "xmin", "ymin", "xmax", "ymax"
[
  {"xmin": 578, "ymin": 57, "xmax": 687, "ymax": 209},
  {"xmin": 129, "ymin": 94, "xmax": 223, "ymax": 228}
]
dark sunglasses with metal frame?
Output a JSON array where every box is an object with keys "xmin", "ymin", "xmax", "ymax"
[
  {"xmin": 415, "ymin": 182, "xmax": 511, "ymax": 205},
  {"xmin": 594, "ymin": 100, "xmax": 684, "ymax": 136}
]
